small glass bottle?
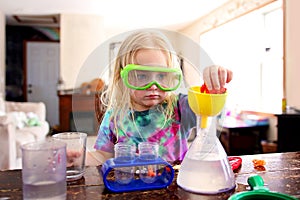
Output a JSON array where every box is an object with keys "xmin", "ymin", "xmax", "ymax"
[
  {"xmin": 114, "ymin": 143, "xmax": 135, "ymax": 184},
  {"xmin": 282, "ymin": 98, "xmax": 287, "ymax": 113},
  {"xmin": 138, "ymin": 142, "xmax": 159, "ymax": 184}
]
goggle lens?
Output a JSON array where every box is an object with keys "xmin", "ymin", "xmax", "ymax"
[
  {"xmin": 121, "ymin": 64, "xmax": 182, "ymax": 91},
  {"xmin": 127, "ymin": 70, "xmax": 181, "ymax": 89}
]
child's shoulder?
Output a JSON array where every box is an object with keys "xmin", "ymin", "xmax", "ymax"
[{"xmin": 177, "ymin": 93, "xmax": 188, "ymax": 103}]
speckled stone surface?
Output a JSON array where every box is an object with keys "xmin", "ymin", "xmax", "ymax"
[{"xmin": 1, "ymin": 152, "xmax": 300, "ymax": 200}]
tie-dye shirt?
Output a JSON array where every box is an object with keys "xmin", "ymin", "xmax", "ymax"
[{"xmin": 94, "ymin": 93, "xmax": 196, "ymax": 163}]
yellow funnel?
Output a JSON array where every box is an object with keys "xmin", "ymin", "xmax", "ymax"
[{"xmin": 188, "ymin": 86, "xmax": 227, "ymax": 128}]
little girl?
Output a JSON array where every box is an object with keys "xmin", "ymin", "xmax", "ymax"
[{"xmin": 93, "ymin": 30, "xmax": 232, "ymax": 164}]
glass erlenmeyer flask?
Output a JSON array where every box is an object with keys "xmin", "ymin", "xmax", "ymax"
[
  {"xmin": 177, "ymin": 86, "xmax": 235, "ymax": 194},
  {"xmin": 177, "ymin": 117, "xmax": 236, "ymax": 194}
]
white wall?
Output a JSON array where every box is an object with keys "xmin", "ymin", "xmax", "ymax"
[
  {"xmin": 60, "ymin": 14, "xmax": 105, "ymax": 89},
  {"xmin": 285, "ymin": 0, "xmax": 300, "ymax": 108},
  {"xmin": 0, "ymin": 12, "xmax": 5, "ymax": 98},
  {"xmin": 70, "ymin": 28, "xmax": 206, "ymax": 90}
]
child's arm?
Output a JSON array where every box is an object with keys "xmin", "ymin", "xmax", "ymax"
[{"xmin": 85, "ymin": 150, "xmax": 114, "ymax": 166}]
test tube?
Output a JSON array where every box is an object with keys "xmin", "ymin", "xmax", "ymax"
[
  {"xmin": 114, "ymin": 143, "xmax": 135, "ymax": 184},
  {"xmin": 138, "ymin": 142, "xmax": 159, "ymax": 184}
]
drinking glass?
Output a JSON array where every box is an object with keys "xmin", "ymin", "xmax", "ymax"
[
  {"xmin": 52, "ymin": 132, "xmax": 87, "ymax": 181},
  {"xmin": 22, "ymin": 139, "xmax": 67, "ymax": 200}
]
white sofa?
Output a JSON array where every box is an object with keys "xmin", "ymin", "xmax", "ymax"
[{"xmin": 0, "ymin": 100, "xmax": 49, "ymax": 170}]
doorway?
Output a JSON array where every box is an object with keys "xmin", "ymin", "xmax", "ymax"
[{"xmin": 25, "ymin": 41, "xmax": 60, "ymax": 127}]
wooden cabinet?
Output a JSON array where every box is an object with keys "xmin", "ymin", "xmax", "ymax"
[
  {"xmin": 218, "ymin": 114, "xmax": 269, "ymax": 155},
  {"xmin": 58, "ymin": 93, "xmax": 102, "ymax": 135},
  {"xmin": 276, "ymin": 110, "xmax": 300, "ymax": 152},
  {"xmin": 58, "ymin": 94, "xmax": 72, "ymax": 131},
  {"xmin": 220, "ymin": 125, "xmax": 269, "ymax": 156}
]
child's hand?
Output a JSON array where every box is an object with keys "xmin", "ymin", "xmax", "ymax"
[
  {"xmin": 203, "ymin": 65, "xmax": 232, "ymax": 94},
  {"xmin": 66, "ymin": 150, "xmax": 82, "ymax": 167}
]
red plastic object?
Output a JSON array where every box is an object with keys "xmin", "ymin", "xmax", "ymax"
[
  {"xmin": 200, "ymin": 84, "xmax": 210, "ymax": 93},
  {"xmin": 200, "ymin": 83, "xmax": 227, "ymax": 94},
  {"xmin": 228, "ymin": 156, "xmax": 242, "ymax": 171}
]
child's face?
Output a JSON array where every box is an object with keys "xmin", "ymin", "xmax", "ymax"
[{"xmin": 129, "ymin": 49, "xmax": 169, "ymax": 111}]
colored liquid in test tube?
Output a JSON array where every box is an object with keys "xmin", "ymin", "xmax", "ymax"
[
  {"xmin": 114, "ymin": 143, "xmax": 135, "ymax": 184},
  {"xmin": 138, "ymin": 142, "xmax": 159, "ymax": 184}
]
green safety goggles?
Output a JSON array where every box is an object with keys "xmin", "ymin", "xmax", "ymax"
[{"xmin": 120, "ymin": 64, "xmax": 183, "ymax": 91}]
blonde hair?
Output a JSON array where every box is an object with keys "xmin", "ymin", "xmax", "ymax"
[{"xmin": 101, "ymin": 30, "xmax": 181, "ymax": 135}]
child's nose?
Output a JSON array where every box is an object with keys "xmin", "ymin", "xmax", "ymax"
[{"xmin": 147, "ymin": 83, "xmax": 158, "ymax": 90}]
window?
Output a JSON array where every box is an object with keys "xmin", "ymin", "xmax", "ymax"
[{"xmin": 199, "ymin": 1, "xmax": 283, "ymax": 114}]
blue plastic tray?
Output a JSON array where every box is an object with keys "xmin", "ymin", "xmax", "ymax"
[{"xmin": 100, "ymin": 157, "xmax": 174, "ymax": 192}]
